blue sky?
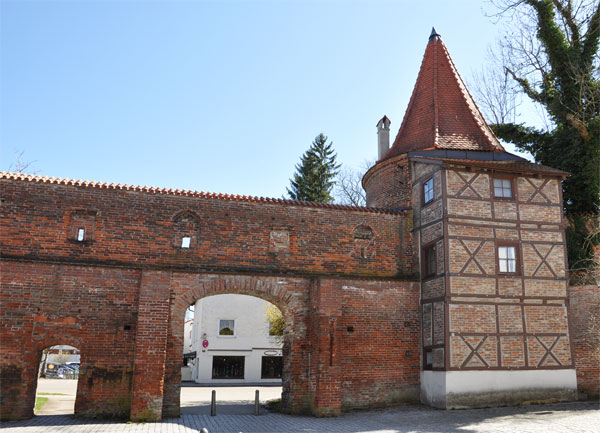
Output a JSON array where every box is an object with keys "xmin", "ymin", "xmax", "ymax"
[{"xmin": 1, "ymin": 0, "xmax": 534, "ymax": 198}]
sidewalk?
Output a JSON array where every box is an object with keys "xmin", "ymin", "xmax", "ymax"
[{"xmin": 2, "ymin": 401, "xmax": 598, "ymax": 433}]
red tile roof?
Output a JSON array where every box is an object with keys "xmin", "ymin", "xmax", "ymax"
[
  {"xmin": 382, "ymin": 32, "xmax": 504, "ymax": 160},
  {"xmin": 0, "ymin": 172, "xmax": 402, "ymax": 215}
]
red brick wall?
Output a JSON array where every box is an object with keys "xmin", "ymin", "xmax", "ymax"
[
  {"xmin": 0, "ymin": 177, "xmax": 411, "ymax": 278},
  {"xmin": 364, "ymin": 155, "xmax": 412, "ymax": 209},
  {"xmin": 340, "ymin": 280, "xmax": 420, "ymax": 408},
  {"xmin": 0, "ymin": 176, "xmax": 420, "ymax": 420},
  {"xmin": 568, "ymin": 285, "xmax": 600, "ymax": 397},
  {"xmin": 0, "ymin": 261, "xmax": 139, "ymax": 420}
]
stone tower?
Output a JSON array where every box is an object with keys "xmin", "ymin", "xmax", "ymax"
[{"xmin": 365, "ymin": 28, "xmax": 578, "ymax": 408}]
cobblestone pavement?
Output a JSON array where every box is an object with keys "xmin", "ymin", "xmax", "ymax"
[{"xmin": 2, "ymin": 401, "xmax": 599, "ymax": 433}]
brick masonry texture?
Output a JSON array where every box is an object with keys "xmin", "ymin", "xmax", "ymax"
[
  {"xmin": 568, "ymin": 285, "xmax": 600, "ymax": 397},
  {"xmin": 0, "ymin": 175, "xmax": 419, "ymax": 421}
]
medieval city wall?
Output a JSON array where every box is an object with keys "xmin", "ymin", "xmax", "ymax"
[
  {"xmin": 0, "ymin": 174, "xmax": 419, "ymax": 420},
  {"xmin": 0, "ymin": 175, "xmax": 412, "ymax": 278}
]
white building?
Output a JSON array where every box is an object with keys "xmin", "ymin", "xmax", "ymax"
[{"xmin": 183, "ymin": 294, "xmax": 283, "ymax": 384}]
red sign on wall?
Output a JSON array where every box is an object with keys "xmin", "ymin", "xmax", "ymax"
[{"xmin": 202, "ymin": 339, "xmax": 209, "ymax": 348}]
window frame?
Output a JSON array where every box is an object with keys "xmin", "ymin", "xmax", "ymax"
[
  {"xmin": 423, "ymin": 349, "xmax": 433, "ymax": 371},
  {"xmin": 497, "ymin": 243, "xmax": 520, "ymax": 275},
  {"xmin": 423, "ymin": 177, "xmax": 434, "ymax": 205},
  {"xmin": 211, "ymin": 355, "xmax": 245, "ymax": 379},
  {"xmin": 422, "ymin": 244, "xmax": 437, "ymax": 279},
  {"xmin": 261, "ymin": 356, "xmax": 283, "ymax": 379},
  {"xmin": 218, "ymin": 319, "xmax": 236, "ymax": 338},
  {"xmin": 492, "ymin": 176, "xmax": 515, "ymax": 200}
]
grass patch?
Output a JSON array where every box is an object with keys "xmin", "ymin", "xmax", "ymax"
[
  {"xmin": 38, "ymin": 392, "xmax": 67, "ymax": 396},
  {"xmin": 35, "ymin": 397, "xmax": 48, "ymax": 411},
  {"xmin": 265, "ymin": 398, "xmax": 282, "ymax": 412}
]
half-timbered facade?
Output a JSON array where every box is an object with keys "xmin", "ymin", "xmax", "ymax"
[{"xmin": 364, "ymin": 29, "xmax": 577, "ymax": 408}]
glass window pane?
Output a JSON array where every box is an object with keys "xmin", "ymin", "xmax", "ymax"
[
  {"xmin": 498, "ymin": 247, "xmax": 507, "ymax": 259},
  {"xmin": 507, "ymin": 247, "xmax": 515, "ymax": 259},
  {"xmin": 507, "ymin": 259, "xmax": 516, "ymax": 273},
  {"xmin": 219, "ymin": 320, "xmax": 234, "ymax": 335},
  {"xmin": 499, "ymin": 259, "xmax": 507, "ymax": 272}
]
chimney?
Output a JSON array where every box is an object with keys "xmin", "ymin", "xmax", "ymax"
[{"xmin": 376, "ymin": 115, "xmax": 391, "ymax": 160}]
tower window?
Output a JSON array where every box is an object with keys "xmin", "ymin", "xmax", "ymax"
[
  {"xmin": 77, "ymin": 228, "xmax": 85, "ymax": 242},
  {"xmin": 424, "ymin": 178, "xmax": 434, "ymax": 204},
  {"xmin": 181, "ymin": 237, "xmax": 191, "ymax": 248},
  {"xmin": 493, "ymin": 178, "xmax": 513, "ymax": 198},
  {"xmin": 423, "ymin": 245, "xmax": 436, "ymax": 278},
  {"xmin": 498, "ymin": 245, "xmax": 518, "ymax": 273}
]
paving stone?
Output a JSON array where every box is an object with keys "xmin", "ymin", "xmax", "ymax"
[{"xmin": 1, "ymin": 401, "xmax": 599, "ymax": 433}]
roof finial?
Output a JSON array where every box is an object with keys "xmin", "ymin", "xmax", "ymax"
[{"xmin": 429, "ymin": 27, "xmax": 441, "ymax": 42}]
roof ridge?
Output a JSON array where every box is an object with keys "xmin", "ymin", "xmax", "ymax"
[{"xmin": 0, "ymin": 171, "xmax": 405, "ymax": 215}]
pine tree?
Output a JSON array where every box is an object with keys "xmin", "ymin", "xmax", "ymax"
[{"xmin": 287, "ymin": 134, "xmax": 340, "ymax": 202}]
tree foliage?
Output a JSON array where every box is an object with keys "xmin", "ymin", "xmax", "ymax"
[
  {"xmin": 482, "ymin": 0, "xmax": 600, "ymax": 274},
  {"xmin": 287, "ymin": 134, "xmax": 340, "ymax": 203},
  {"xmin": 265, "ymin": 303, "xmax": 284, "ymax": 345}
]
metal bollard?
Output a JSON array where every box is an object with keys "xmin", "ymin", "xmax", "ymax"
[
  {"xmin": 254, "ymin": 389, "xmax": 260, "ymax": 416},
  {"xmin": 210, "ymin": 390, "xmax": 216, "ymax": 416}
]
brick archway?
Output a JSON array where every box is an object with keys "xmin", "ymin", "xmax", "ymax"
[
  {"xmin": 160, "ymin": 273, "xmax": 309, "ymax": 418},
  {"xmin": 128, "ymin": 271, "xmax": 319, "ymax": 421}
]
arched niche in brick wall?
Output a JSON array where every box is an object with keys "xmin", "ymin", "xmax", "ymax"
[
  {"xmin": 172, "ymin": 210, "xmax": 201, "ymax": 249},
  {"xmin": 353, "ymin": 225, "xmax": 376, "ymax": 259}
]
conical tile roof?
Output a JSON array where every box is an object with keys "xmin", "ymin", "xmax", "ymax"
[{"xmin": 382, "ymin": 29, "xmax": 504, "ymax": 160}]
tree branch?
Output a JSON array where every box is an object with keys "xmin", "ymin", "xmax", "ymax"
[
  {"xmin": 581, "ymin": 1, "xmax": 600, "ymax": 68},
  {"xmin": 504, "ymin": 66, "xmax": 546, "ymax": 103},
  {"xmin": 552, "ymin": 0, "xmax": 580, "ymax": 43}
]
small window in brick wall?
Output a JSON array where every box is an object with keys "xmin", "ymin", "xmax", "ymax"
[
  {"xmin": 423, "ymin": 245, "xmax": 436, "ymax": 278},
  {"xmin": 424, "ymin": 350, "xmax": 433, "ymax": 370},
  {"xmin": 498, "ymin": 245, "xmax": 518, "ymax": 274},
  {"xmin": 493, "ymin": 178, "xmax": 513, "ymax": 198},
  {"xmin": 172, "ymin": 211, "xmax": 200, "ymax": 250},
  {"xmin": 69, "ymin": 210, "xmax": 96, "ymax": 243},
  {"xmin": 423, "ymin": 177, "xmax": 434, "ymax": 204}
]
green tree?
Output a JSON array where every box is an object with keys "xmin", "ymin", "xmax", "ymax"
[
  {"xmin": 265, "ymin": 303, "xmax": 284, "ymax": 345},
  {"xmin": 481, "ymin": 0, "xmax": 600, "ymax": 277},
  {"xmin": 287, "ymin": 133, "xmax": 340, "ymax": 202}
]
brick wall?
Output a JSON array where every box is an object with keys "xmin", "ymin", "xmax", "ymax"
[
  {"xmin": 0, "ymin": 175, "xmax": 419, "ymax": 420},
  {"xmin": 0, "ymin": 261, "xmax": 139, "ymax": 420},
  {"xmin": 568, "ymin": 284, "xmax": 600, "ymax": 397},
  {"xmin": 364, "ymin": 155, "xmax": 412, "ymax": 209},
  {"xmin": 339, "ymin": 279, "xmax": 420, "ymax": 408},
  {"xmin": 0, "ymin": 177, "xmax": 411, "ymax": 278}
]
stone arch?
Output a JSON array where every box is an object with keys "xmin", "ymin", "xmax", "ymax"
[{"xmin": 161, "ymin": 273, "xmax": 309, "ymax": 418}]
